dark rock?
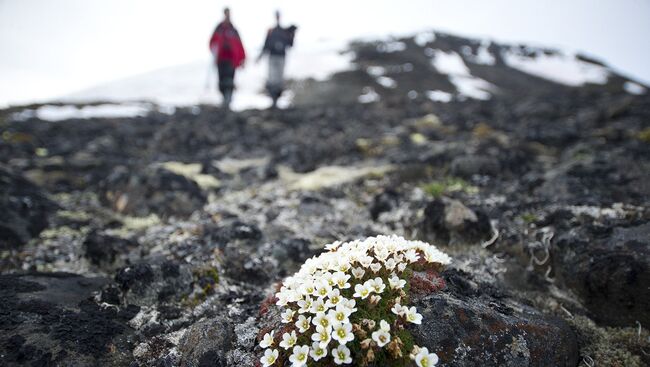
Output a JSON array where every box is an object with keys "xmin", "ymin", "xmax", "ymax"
[
  {"xmin": 420, "ymin": 197, "xmax": 492, "ymax": 245},
  {"xmin": 100, "ymin": 165, "xmax": 206, "ymax": 218},
  {"xmin": 114, "ymin": 262, "xmax": 193, "ymax": 306},
  {"xmin": 0, "ymin": 273, "xmax": 133, "ymax": 366},
  {"xmin": 83, "ymin": 230, "xmax": 138, "ymax": 268},
  {"xmin": 0, "ymin": 165, "xmax": 56, "ymax": 249},
  {"xmin": 553, "ymin": 221, "xmax": 650, "ymax": 326},
  {"xmin": 369, "ymin": 188, "xmax": 399, "ymax": 220},
  {"xmin": 450, "ymin": 155, "xmax": 501, "ymax": 178},
  {"xmin": 221, "ymin": 236, "xmax": 315, "ymax": 284},
  {"xmin": 178, "ymin": 317, "xmax": 234, "ymax": 367},
  {"xmin": 411, "ymin": 269, "xmax": 579, "ymax": 366}
]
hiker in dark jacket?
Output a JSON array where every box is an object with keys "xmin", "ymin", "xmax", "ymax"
[
  {"xmin": 257, "ymin": 11, "xmax": 296, "ymax": 108},
  {"xmin": 209, "ymin": 7, "xmax": 246, "ymax": 109}
]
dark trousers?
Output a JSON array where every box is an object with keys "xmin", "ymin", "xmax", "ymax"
[
  {"xmin": 217, "ymin": 61, "xmax": 235, "ymax": 95},
  {"xmin": 217, "ymin": 61, "xmax": 235, "ymax": 107}
]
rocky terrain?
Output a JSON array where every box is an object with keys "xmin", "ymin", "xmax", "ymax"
[{"xmin": 1, "ymin": 31, "xmax": 649, "ymax": 366}]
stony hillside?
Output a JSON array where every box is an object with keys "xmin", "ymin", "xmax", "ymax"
[{"xmin": 0, "ymin": 31, "xmax": 649, "ymax": 366}]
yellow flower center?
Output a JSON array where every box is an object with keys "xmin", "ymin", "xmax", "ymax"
[{"xmin": 338, "ymin": 329, "xmax": 346, "ymax": 338}]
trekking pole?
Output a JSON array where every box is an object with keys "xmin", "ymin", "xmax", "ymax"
[{"xmin": 204, "ymin": 61, "xmax": 213, "ymax": 93}]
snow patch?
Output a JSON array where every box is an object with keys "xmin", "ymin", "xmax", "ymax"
[
  {"xmin": 432, "ymin": 50, "xmax": 471, "ymax": 75},
  {"xmin": 623, "ymin": 81, "xmax": 646, "ymax": 95},
  {"xmin": 502, "ymin": 48, "xmax": 609, "ymax": 86},
  {"xmin": 63, "ymin": 39, "xmax": 353, "ymax": 111},
  {"xmin": 426, "ymin": 90, "xmax": 453, "ymax": 103},
  {"xmin": 366, "ymin": 66, "xmax": 386, "ymax": 77},
  {"xmin": 463, "ymin": 42, "xmax": 495, "ymax": 65},
  {"xmin": 449, "ymin": 75, "xmax": 493, "ymax": 100},
  {"xmin": 376, "ymin": 76, "xmax": 397, "ymax": 89},
  {"xmin": 414, "ymin": 31, "xmax": 436, "ymax": 47},
  {"xmin": 10, "ymin": 102, "xmax": 155, "ymax": 122},
  {"xmin": 358, "ymin": 87, "xmax": 380, "ymax": 104},
  {"xmin": 431, "ymin": 50, "xmax": 495, "ymax": 100}
]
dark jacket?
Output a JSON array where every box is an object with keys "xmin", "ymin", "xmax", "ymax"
[{"xmin": 262, "ymin": 26, "xmax": 295, "ymax": 57}]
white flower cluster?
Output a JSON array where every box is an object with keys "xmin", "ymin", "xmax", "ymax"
[{"xmin": 259, "ymin": 235, "xmax": 450, "ymax": 367}]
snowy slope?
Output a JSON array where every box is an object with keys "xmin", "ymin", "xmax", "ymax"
[
  {"xmin": 10, "ymin": 31, "xmax": 647, "ymax": 121},
  {"xmin": 62, "ymin": 40, "xmax": 354, "ymax": 111}
]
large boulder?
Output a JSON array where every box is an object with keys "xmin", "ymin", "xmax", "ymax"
[
  {"xmin": 114, "ymin": 261, "xmax": 194, "ymax": 307},
  {"xmin": 100, "ymin": 165, "xmax": 206, "ymax": 218},
  {"xmin": 420, "ymin": 197, "xmax": 492, "ymax": 245},
  {"xmin": 0, "ymin": 165, "xmax": 56, "ymax": 249},
  {"xmin": 411, "ymin": 269, "xmax": 579, "ymax": 366},
  {"xmin": 553, "ymin": 221, "xmax": 650, "ymax": 326},
  {"xmin": 0, "ymin": 273, "xmax": 135, "ymax": 366}
]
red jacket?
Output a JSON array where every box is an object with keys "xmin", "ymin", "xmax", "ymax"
[{"xmin": 209, "ymin": 22, "xmax": 246, "ymax": 68}]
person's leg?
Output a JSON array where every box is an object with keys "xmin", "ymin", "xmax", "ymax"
[
  {"xmin": 218, "ymin": 61, "xmax": 235, "ymax": 109},
  {"xmin": 267, "ymin": 55, "xmax": 286, "ymax": 107}
]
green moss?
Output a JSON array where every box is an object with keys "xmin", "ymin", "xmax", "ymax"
[
  {"xmin": 521, "ymin": 213, "xmax": 537, "ymax": 224},
  {"xmin": 636, "ymin": 127, "xmax": 650, "ymax": 143},
  {"xmin": 422, "ymin": 177, "xmax": 478, "ymax": 198}
]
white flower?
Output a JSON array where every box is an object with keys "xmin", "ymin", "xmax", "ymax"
[
  {"xmin": 328, "ymin": 305, "xmax": 353, "ymax": 325},
  {"xmin": 405, "ymin": 306, "xmax": 423, "ymax": 324},
  {"xmin": 370, "ymin": 262, "xmax": 382, "ymax": 273},
  {"xmin": 310, "ymin": 297, "xmax": 328, "ymax": 314},
  {"xmin": 379, "ymin": 319, "xmax": 390, "ymax": 332},
  {"xmin": 415, "ymin": 347, "xmax": 439, "ymax": 367},
  {"xmin": 405, "ymin": 249, "xmax": 420, "ymax": 263},
  {"xmin": 260, "ymin": 348, "xmax": 279, "ymax": 367},
  {"xmin": 297, "ymin": 296, "xmax": 313, "ymax": 314},
  {"xmin": 332, "ymin": 271, "xmax": 351, "ymax": 289},
  {"xmin": 341, "ymin": 298, "xmax": 357, "ymax": 311},
  {"xmin": 397, "ymin": 262, "xmax": 407, "ymax": 272},
  {"xmin": 391, "ymin": 303, "xmax": 406, "ymax": 316},
  {"xmin": 325, "ymin": 240, "xmax": 341, "ymax": 251},
  {"xmin": 315, "ymin": 281, "xmax": 332, "ymax": 298},
  {"xmin": 310, "ymin": 341, "xmax": 328, "ymax": 361},
  {"xmin": 325, "ymin": 288, "xmax": 342, "ymax": 308},
  {"xmin": 310, "ymin": 325, "xmax": 332, "ymax": 347},
  {"xmin": 353, "ymin": 283, "xmax": 370, "ymax": 299},
  {"xmin": 359, "ymin": 255, "xmax": 374, "ymax": 268},
  {"xmin": 335, "ymin": 258, "xmax": 351, "ymax": 273},
  {"xmin": 332, "ymin": 322, "xmax": 354, "ymax": 344},
  {"xmin": 295, "ymin": 315, "xmax": 312, "ymax": 333},
  {"xmin": 279, "ymin": 331, "xmax": 297, "ymax": 349},
  {"xmin": 375, "ymin": 247, "xmax": 390, "ymax": 261},
  {"xmin": 313, "ymin": 312, "xmax": 333, "ymax": 329},
  {"xmin": 384, "ymin": 257, "xmax": 397, "ymax": 270},
  {"xmin": 299, "ymin": 282, "xmax": 316, "ymax": 296},
  {"xmin": 276, "ymin": 291, "xmax": 290, "ymax": 306},
  {"xmin": 351, "ymin": 267, "xmax": 365, "ymax": 279},
  {"xmin": 288, "ymin": 345, "xmax": 310, "ymax": 367},
  {"xmin": 371, "ymin": 329, "xmax": 391, "ymax": 347},
  {"xmin": 333, "ymin": 344, "xmax": 352, "ymax": 365},
  {"xmin": 260, "ymin": 330, "xmax": 275, "ymax": 348},
  {"xmin": 389, "ymin": 274, "xmax": 406, "ymax": 290},
  {"xmin": 369, "ymin": 277, "xmax": 386, "ymax": 294},
  {"xmin": 281, "ymin": 308, "xmax": 295, "ymax": 323}
]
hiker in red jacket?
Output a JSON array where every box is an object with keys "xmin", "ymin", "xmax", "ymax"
[{"xmin": 209, "ymin": 7, "xmax": 246, "ymax": 109}]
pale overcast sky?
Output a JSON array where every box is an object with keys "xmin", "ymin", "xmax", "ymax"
[{"xmin": 1, "ymin": 0, "xmax": 649, "ymax": 107}]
